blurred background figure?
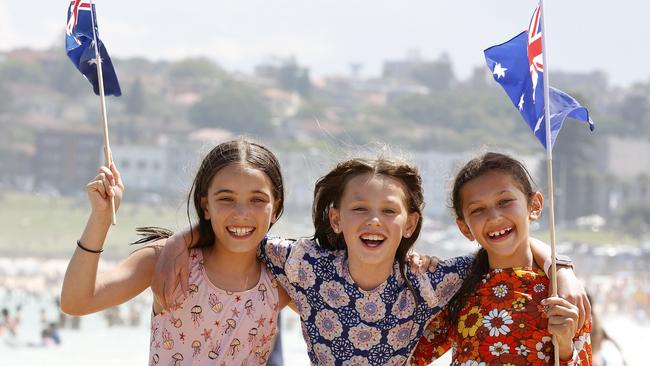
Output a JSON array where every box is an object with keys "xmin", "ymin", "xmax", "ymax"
[
  {"xmin": 590, "ymin": 294, "xmax": 628, "ymax": 366},
  {"xmin": 40, "ymin": 322, "xmax": 61, "ymax": 347},
  {"xmin": 1, "ymin": 307, "xmax": 18, "ymax": 338}
]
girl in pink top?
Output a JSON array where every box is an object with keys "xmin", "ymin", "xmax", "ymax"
[
  {"xmin": 150, "ymin": 247, "xmax": 280, "ymax": 365},
  {"xmin": 60, "ymin": 140, "xmax": 291, "ymax": 365}
]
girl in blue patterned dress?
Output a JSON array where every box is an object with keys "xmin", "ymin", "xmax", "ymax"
[
  {"xmin": 257, "ymin": 158, "xmax": 474, "ymax": 365},
  {"xmin": 154, "ymin": 157, "xmax": 583, "ymax": 365}
]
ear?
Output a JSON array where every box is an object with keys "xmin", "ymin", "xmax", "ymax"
[
  {"xmin": 200, "ymin": 196, "xmax": 210, "ymax": 220},
  {"xmin": 456, "ymin": 218, "xmax": 475, "ymax": 241},
  {"xmin": 271, "ymin": 199, "xmax": 283, "ymax": 224},
  {"xmin": 529, "ymin": 191, "xmax": 544, "ymax": 221},
  {"xmin": 329, "ymin": 207, "xmax": 341, "ymax": 234},
  {"xmin": 404, "ymin": 212, "xmax": 420, "ymax": 238}
]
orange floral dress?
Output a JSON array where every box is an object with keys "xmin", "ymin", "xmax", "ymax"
[{"xmin": 410, "ymin": 267, "xmax": 591, "ymax": 366}]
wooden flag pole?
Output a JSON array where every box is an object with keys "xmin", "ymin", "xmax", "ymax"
[
  {"xmin": 89, "ymin": 1, "xmax": 116, "ymax": 225},
  {"xmin": 539, "ymin": 0, "xmax": 559, "ymax": 364}
]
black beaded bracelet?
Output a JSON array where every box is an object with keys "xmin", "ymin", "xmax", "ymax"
[{"xmin": 77, "ymin": 240, "xmax": 104, "ymax": 254}]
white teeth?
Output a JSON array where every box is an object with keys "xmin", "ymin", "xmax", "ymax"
[
  {"xmin": 488, "ymin": 228, "xmax": 512, "ymax": 237},
  {"xmin": 229, "ymin": 227, "xmax": 254, "ymax": 237},
  {"xmin": 361, "ymin": 234, "xmax": 385, "ymax": 241}
]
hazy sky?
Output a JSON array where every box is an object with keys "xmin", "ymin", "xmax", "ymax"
[{"xmin": 1, "ymin": 0, "xmax": 646, "ymax": 86}]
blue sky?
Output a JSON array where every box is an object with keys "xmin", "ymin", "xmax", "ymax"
[{"xmin": 1, "ymin": 0, "xmax": 646, "ymax": 86}]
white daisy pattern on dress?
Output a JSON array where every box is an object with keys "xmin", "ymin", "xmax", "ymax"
[{"xmin": 482, "ymin": 308, "xmax": 513, "ymax": 337}]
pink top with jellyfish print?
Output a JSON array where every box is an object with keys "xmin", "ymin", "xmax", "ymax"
[{"xmin": 148, "ymin": 248, "xmax": 280, "ymax": 366}]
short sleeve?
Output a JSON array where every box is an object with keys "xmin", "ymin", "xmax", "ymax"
[
  {"xmin": 411, "ymin": 255, "xmax": 473, "ymax": 309},
  {"xmin": 258, "ymin": 236, "xmax": 294, "ymax": 276}
]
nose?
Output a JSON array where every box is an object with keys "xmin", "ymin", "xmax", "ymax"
[
  {"xmin": 365, "ymin": 211, "xmax": 381, "ymax": 227},
  {"xmin": 486, "ymin": 207, "xmax": 502, "ymax": 222},
  {"xmin": 233, "ymin": 202, "xmax": 248, "ymax": 219}
]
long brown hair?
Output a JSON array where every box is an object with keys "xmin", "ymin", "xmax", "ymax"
[
  {"xmin": 134, "ymin": 139, "xmax": 284, "ymax": 248},
  {"xmin": 312, "ymin": 158, "xmax": 424, "ymax": 300},
  {"xmin": 445, "ymin": 152, "xmax": 536, "ymax": 326}
]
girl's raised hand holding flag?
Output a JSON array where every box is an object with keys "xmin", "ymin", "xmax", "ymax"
[{"xmin": 85, "ymin": 164, "xmax": 123, "ymax": 217}]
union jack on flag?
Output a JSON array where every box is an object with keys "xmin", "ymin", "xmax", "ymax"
[
  {"xmin": 527, "ymin": 5, "xmax": 543, "ymax": 102},
  {"xmin": 65, "ymin": 0, "xmax": 121, "ymax": 96},
  {"xmin": 65, "ymin": 0, "xmax": 91, "ymax": 42},
  {"xmin": 483, "ymin": 3, "xmax": 594, "ymax": 150}
]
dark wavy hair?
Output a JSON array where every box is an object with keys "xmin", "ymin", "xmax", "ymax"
[
  {"xmin": 312, "ymin": 158, "xmax": 424, "ymax": 300},
  {"xmin": 445, "ymin": 152, "xmax": 536, "ymax": 326},
  {"xmin": 134, "ymin": 139, "xmax": 284, "ymax": 248}
]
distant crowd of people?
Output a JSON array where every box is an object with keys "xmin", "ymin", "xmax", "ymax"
[{"xmin": 0, "ymin": 260, "xmax": 149, "ymax": 349}]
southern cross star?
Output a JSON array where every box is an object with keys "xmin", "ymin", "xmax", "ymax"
[{"xmin": 493, "ymin": 63, "xmax": 507, "ymax": 79}]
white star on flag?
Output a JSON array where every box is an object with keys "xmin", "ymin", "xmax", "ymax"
[
  {"xmin": 87, "ymin": 56, "xmax": 103, "ymax": 66},
  {"xmin": 518, "ymin": 94, "xmax": 524, "ymax": 111},
  {"xmin": 493, "ymin": 63, "xmax": 507, "ymax": 79}
]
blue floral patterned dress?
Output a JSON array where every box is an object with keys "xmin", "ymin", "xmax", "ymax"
[{"xmin": 259, "ymin": 237, "xmax": 472, "ymax": 365}]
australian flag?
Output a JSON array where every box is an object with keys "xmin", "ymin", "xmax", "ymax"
[
  {"xmin": 66, "ymin": 0, "xmax": 121, "ymax": 96},
  {"xmin": 484, "ymin": 5, "xmax": 593, "ymax": 150}
]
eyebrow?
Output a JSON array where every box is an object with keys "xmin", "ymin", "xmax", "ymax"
[
  {"xmin": 212, "ymin": 189, "xmax": 271, "ymax": 197},
  {"xmin": 465, "ymin": 190, "xmax": 511, "ymax": 206},
  {"xmin": 347, "ymin": 196, "xmax": 403, "ymax": 205}
]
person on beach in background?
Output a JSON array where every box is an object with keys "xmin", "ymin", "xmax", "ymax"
[
  {"xmin": 590, "ymin": 294, "xmax": 627, "ymax": 366},
  {"xmin": 60, "ymin": 140, "xmax": 292, "ymax": 365},
  {"xmin": 410, "ymin": 152, "xmax": 591, "ymax": 365},
  {"xmin": 155, "ymin": 156, "xmax": 589, "ymax": 365},
  {"xmin": 1, "ymin": 308, "xmax": 18, "ymax": 338}
]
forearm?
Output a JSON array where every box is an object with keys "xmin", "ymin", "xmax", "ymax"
[{"xmin": 60, "ymin": 212, "xmax": 112, "ymax": 315}]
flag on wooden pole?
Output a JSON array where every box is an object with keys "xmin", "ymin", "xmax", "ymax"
[
  {"xmin": 483, "ymin": 2, "xmax": 595, "ymax": 364},
  {"xmin": 65, "ymin": 0, "xmax": 120, "ymax": 224}
]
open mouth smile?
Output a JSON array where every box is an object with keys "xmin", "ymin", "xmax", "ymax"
[
  {"xmin": 360, "ymin": 233, "xmax": 387, "ymax": 248},
  {"xmin": 487, "ymin": 227, "xmax": 513, "ymax": 241},
  {"xmin": 227, "ymin": 226, "xmax": 255, "ymax": 238}
]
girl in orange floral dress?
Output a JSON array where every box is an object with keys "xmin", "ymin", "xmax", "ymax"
[{"xmin": 410, "ymin": 152, "xmax": 591, "ymax": 365}]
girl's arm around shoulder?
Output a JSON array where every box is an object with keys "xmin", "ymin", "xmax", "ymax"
[
  {"xmin": 410, "ymin": 255, "xmax": 473, "ymax": 308},
  {"xmin": 422, "ymin": 255, "xmax": 474, "ymax": 282},
  {"xmin": 60, "ymin": 240, "xmax": 163, "ymax": 316},
  {"xmin": 258, "ymin": 236, "xmax": 303, "ymax": 272}
]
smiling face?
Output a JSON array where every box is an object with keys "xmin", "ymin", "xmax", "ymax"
[
  {"xmin": 329, "ymin": 173, "xmax": 419, "ymax": 273},
  {"xmin": 201, "ymin": 163, "xmax": 279, "ymax": 254},
  {"xmin": 456, "ymin": 170, "xmax": 542, "ymax": 268}
]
